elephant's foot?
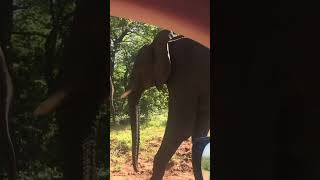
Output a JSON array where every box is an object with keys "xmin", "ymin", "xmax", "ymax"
[
  {"xmin": 150, "ymin": 159, "xmax": 166, "ymax": 180},
  {"xmin": 150, "ymin": 163, "xmax": 166, "ymax": 180},
  {"xmin": 150, "ymin": 132, "xmax": 187, "ymax": 180},
  {"xmin": 150, "ymin": 153, "xmax": 170, "ymax": 180},
  {"xmin": 150, "ymin": 174, "xmax": 164, "ymax": 180}
]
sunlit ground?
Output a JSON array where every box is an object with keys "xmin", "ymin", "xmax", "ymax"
[{"xmin": 110, "ymin": 113, "xmax": 196, "ymax": 180}]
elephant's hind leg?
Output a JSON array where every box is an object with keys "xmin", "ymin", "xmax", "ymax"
[
  {"xmin": 192, "ymin": 94, "xmax": 210, "ymax": 180},
  {"xmin": 192, "ymin": 91, "xmax": 210, "ymax": 139},
  {"xmin": 151, "ymin": 90, "xmax": 197, "ymax": 180},
  {"xmin": 151, "ymin": 134, "xmax": 187, "ymax": 180}
]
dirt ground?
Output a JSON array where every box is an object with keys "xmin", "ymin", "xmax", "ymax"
[{"xmin": 110, "ymin": 138, "xmax": 195, "ymax": 180}]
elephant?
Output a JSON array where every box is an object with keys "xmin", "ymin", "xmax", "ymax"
[
  {"xmin": 121, "ymin": 30, "xmax": 210, "ymax": 180},
  {"xmin": 0, "ymin": 46, "xmax": 16, "ymax": 180}
]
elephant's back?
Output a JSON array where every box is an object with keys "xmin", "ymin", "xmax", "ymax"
[
  {"xmin": 168, "ymin": 38, "xmax": 210, "ymax": 90},
  {"xmin": 169, "ymin": 38, "xmax": 210, "ymax": 64}
]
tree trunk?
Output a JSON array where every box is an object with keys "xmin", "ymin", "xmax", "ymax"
[
  {"xmin": 44, "ymin": 0, "xmax": 76, "ymax": 94},
  {"xmin": 0, "ymin": 1, "xmax": 16, "ymax": 179},
  {"xmin": 0, "ymin": 47, "xmax": 16, "ymax": 180},
  {"xmin": 54, "ymin": 0, "xmax": 107, "ymax": 179}
]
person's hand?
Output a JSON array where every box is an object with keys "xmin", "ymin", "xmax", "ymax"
[{"xmin": 110, "ymin": 0, "xmax": 210, "ymax": 48}]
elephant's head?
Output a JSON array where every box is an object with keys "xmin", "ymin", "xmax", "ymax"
[{"xmin": 121, "ymin": 29, "xmax": 183, "ymax": 172}]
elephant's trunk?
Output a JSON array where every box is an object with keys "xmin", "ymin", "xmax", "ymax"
[{"xmin": 128, "ymin": 90, "xmax": 142, "ymax": 172}]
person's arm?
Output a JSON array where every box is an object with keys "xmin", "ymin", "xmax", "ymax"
[{"xmin": 110, "ymin": 0, "xmax": 210, "ymax": 48}]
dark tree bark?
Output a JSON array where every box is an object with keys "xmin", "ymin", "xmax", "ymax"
[
  {"xmin": 0, "ymin": 0, "xmax": 13, "ymax": 55},
  {"xmin": 0, "ymin": 47, "xmax": 16, "ymax": 180},
  {"xmin": 214, "ymin": 1, "xmax": 320, "ymax": 180},
  {"xmin": 53, "ymin": 0, "xmax": 107, "ymax": 179},
  {"xmin": 0, "ymin": 0, "xmax": 16, "ymax": 179},
  {"xmin": 43, "ymin": 0, "xmax": 72, "ymax": 94}
]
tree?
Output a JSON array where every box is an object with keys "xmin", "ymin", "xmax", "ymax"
[
  {"xmin": 2, "ymin": 0, "xmax": 108, "ymax": 179},
  {"xmin": 50, "ymin": 0, "xmax": 107, "ymax": 179}
]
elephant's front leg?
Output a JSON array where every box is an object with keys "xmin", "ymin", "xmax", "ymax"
[{"xmin": 151, "ymin": 91, "xmax": 197, "ymax": 180}]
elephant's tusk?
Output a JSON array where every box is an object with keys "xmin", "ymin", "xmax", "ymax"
[
  {"xmin": 120, "ymin": 89, "xmax": 132, "ymax": 99},
  {"xmin": 33, "ymin": 90, "xmax": 67, "ymax": 117}
]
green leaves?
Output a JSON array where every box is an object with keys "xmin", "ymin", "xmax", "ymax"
[
  {"xmin": 6, "ymin": 4, "xmax": 169, "ymax": 177},
  {"xmin": 6, "ymin": 0, "xmax": 79, "ymax": 177}
]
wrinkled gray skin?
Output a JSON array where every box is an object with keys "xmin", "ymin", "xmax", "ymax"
[
  {"xmin": 122, "ymin": 30, "xmax": 210, "ymax": 180},
  {"xmin": 0, "ymin": 46, "xmax": 16, "ymax": 180}
]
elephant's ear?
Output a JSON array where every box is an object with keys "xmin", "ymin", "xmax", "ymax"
[{"xmin": 152, "ymin": 30, "xmax": 172, "ymax": 86}]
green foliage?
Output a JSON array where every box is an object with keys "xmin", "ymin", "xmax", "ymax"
[
  {"xmin": 17, "ymin": 161, "xmax": 62, "ymax": 180},
  {"xmin": 2, "ymin": 0, "xmax": 106, "ymax": 178},
  {"xmin": 202, "ymin": 157, "xmax": 210, "ymax": 171},
  {"xmin": 2, "ymin": 2, "xmax": 170, "ymax": 178},
  {"xmin": 8, "ymin": 0, "xmax": 75, "ymax": 176},
  {"xmin": 110, "ymin": 113, "xmax": 167, "ymax": 162}
]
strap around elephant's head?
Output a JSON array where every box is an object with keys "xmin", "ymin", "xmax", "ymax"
[
  {"xmin": 169, "ymin": 31, "xmax": 184, "ymax": 41},
  {"xmin": 151, "ymin": 30, "xmax": 172, "ymax": 86}
]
